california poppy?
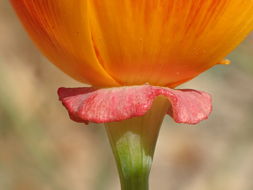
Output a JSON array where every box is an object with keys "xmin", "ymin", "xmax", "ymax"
[{"xmin": 10, "ymin": 1, "xmax": 253, "ymax": 189}]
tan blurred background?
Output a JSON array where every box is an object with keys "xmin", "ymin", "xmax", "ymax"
[{"xmin": 1, "ymin": 1, "xmax": 253, "ymax": 190}]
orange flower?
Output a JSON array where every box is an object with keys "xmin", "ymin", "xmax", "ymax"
[
  {"xmin": 10, "ymin": 3, "xmax": 253, "ymax": 188},
  {"xmin": 11, "ymin": 0, "xmax": 253, "ymax": 87}
]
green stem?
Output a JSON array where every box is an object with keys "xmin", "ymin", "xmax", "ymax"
[{"xmin": 105, "ymin": 97, "xmax": 170, "ymax": 190}]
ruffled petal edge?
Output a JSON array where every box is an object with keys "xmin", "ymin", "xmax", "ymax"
[{"xmin": 58, "ymin": 85, "xmax": 212, "ymax": 125}]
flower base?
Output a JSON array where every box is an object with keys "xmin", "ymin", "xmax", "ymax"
[{"xmin": 57, "ymin": 84, "xmax": 212, "ymax": 189}]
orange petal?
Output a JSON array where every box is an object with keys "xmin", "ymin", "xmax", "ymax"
[
  {"xmin": 10, "ymin": 0, "xmax": 120, "ymax": 87},
  {"xmin": 89, "ymin": 0, "xmax": 253, "ymax": 87}
]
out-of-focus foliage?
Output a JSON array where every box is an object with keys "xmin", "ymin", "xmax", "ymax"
[{"xmin": 0, "ymin": 1, "xmax": 253, "ymax": 190}]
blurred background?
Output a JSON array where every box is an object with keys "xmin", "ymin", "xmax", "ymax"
[{"xmin": 1, "ymin": 1, "xmax": 253, "ymax": 190}]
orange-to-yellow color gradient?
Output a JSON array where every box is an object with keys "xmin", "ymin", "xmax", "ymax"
[{"xmin": 10, "ymin": 0, "xmax": 253, "ymax": 87}]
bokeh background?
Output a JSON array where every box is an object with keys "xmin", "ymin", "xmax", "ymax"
[{"xmin": 1, "ymin": 1, "xmax": 253, "ymax": 190}]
